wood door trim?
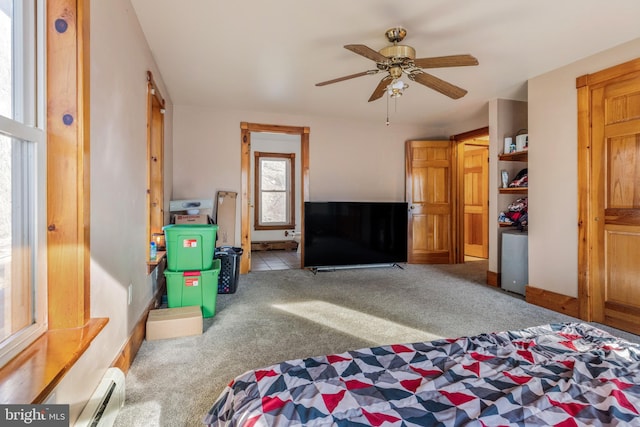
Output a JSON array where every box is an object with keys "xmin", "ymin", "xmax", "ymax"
[
  {"xmin": 577, "ymin": 57, "xmax": 640, "ymax": 322},
  {"xmin": 239, "ymin": 122, "xmax": 310, "ymax": 274},
  {"xmin": 450, "ymin": 126, "xmax": 489, "ymax": 143}
]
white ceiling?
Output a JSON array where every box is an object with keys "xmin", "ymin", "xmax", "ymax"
[{"xmin": 130, "ymin": 0, "xmax": 640, "ymax": 128}]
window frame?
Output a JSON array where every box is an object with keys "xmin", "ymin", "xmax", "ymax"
[
  {"xmin": 0, "ymin": 0, "xmax": 108, "ymax": 405},
  {"xmin": 253, "ymin": 151, "xmax": 296, "ymax": 230},
  {"xmin": 0, "ymin": 0, "xmax": 48, "ymax": 367}
]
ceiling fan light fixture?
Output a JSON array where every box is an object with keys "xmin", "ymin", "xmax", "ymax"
[{"xmin": 387, "ymin": 79, "xmax": 408, "ymax": 98}]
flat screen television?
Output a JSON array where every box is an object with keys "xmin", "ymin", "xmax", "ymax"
[{"xmin": 303, "ymin": 201, "xmax": 408, "ymax": 268}]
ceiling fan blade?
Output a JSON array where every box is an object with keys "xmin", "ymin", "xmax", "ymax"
[
  {"xmin": 315, "ymin": 70, "xmax": 378, "ymax": 86},
  {"xmin": 409, "ymin": 71, "xmax": 468, "ymax": 99},
  {"xmin": 413, "ymin": 54, "xmax": 479, "ymax": 69},
  {"xmin": 368, "ymin": 75, "xmax": 393, "ymax": 102},
  {"xmin": 344, "ymin": 44, "xmax": 388, "ymax": 63}
]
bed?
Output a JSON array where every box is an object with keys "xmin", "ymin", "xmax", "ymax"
[{"xmin": 204, "ymin": 322, "xmax": 640, "ymax": 426}]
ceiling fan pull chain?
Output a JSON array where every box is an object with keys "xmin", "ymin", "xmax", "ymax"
[{"xmin": 386, "ymin": 90, "xmax": 390, "ymax": 126}]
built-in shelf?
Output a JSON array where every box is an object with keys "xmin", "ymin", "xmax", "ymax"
[
  {"xmin": 147, "ymin": 250, "xmax": 166, "ymax": 274},
  {"xmin": 499, "ymin": 187, "xmax": 528, "ymax": 194},
  {"xmin": 498, "ymin": 151, "xmax": 528, "ymax": 162}
]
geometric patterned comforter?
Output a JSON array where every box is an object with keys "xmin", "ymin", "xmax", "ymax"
[{"xmin": 204, "ymin": 323, "xmax": 640, "ymax": 426}]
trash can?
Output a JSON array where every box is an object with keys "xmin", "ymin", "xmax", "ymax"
[{"xmin": 215, "ymin": 246, "xmax": 243, "ymax": 294}]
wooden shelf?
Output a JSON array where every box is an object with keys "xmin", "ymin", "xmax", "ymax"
[
  {"xmin": 499, "ymin": 223, "xmax": 528, "ymax": 230},
  {"xmin": 147, "ymin": 250, "xmax": 166, "ymax": 274},
  {"xmin": 499, "ymin": 187, "xmax": 528, "ymax": 194},
  {"xmin": 0, "ymin": 318, "xmax": 108, "ymax": 404},
  {"xmin": 498, "ymin": 151, "xmax": 528, "ymax": 162}
]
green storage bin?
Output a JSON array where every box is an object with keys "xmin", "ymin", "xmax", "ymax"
[
  {"xmin": 163, "ymin": 224, "xmax": 218, "ymax": 271},
  {"xmin": 164, "ymin": 259, "xmax": 220, "ymax": 318}
]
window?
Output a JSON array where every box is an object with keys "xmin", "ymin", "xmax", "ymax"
[
  {"xmin": 254, "ymin": 152, "xmax": 295, "ymax": 229},
  {"xmin": 0, "ymin": 0, "xmax": 47, "ymax": 365}
]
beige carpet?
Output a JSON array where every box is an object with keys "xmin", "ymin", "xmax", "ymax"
[{"xmin": 114, "ymin": 260, "xmax": 640, "ymax": 427}]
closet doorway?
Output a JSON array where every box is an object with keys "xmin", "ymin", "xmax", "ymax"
[
  {"xmin": 239, "ymin": 123, "xmax": 310, "ymax": 274},
  {"xmin": 452, "ymin": 127, "xmax": 489, "ymax": 262}
]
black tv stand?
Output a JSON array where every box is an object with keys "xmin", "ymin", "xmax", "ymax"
[{"xmin": 308, "ymin": 263, "xmax": 402, "ymax": 275}]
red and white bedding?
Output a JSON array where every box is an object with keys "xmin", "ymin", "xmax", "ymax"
[{"xmin": 204, "ymin": 323, "xmax": 640, "ymax": 426}]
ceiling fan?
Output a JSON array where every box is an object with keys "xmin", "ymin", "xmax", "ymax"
[{"xmin": 316, "ymin": 27, "xmax": 479, "ymax": 102}]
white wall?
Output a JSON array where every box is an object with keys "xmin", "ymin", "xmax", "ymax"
[
  {"xmin": 173, "ymin": 106, "xmax": 443, "ymax": 245},
  {"xmin": 528, "ymin": 37, "xmax": 640, "ymax": 297},
  {"xmin": 46, "ymin": 0, "xmax": 173, "ymax": 422}
]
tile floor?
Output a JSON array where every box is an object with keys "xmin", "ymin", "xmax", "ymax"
[{"xmin": 251, "ymin": 249, "xmax": 301, "ymax": 271}]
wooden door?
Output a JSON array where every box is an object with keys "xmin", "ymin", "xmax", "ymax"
[
  {"xmin": 405, "ymin": 140, "xmax": 454, "ymax": 263},
  {"xmin": 464, "ymin": 145, "xmax": 489, "ymax": 258},
  {"xmin": 578, "ymin": 59, "xmax": 640, "ymax": 334}
]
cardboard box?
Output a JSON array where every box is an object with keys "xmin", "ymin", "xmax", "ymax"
[
  {"xmin": 174, "ymin": 214, "xmax": 209, "ymax": 224},
  {"xmin": 146, "ymin": 306, "xmax": 203, "ymax": 341},
  {"xmin": 216, "ymin": 191, "xmax": 237, "ymax": 246}
]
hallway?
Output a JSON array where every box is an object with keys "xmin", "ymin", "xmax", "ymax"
[{"xmin": 251, "ymin": 250, "xmax": 301, "ymax": 271}]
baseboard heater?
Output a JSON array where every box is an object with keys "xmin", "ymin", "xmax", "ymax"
[{"xmin": 75, "ymin": 368, "xmax": 125, "ymax": 427}]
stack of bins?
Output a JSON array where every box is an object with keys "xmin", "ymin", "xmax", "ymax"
[{"xmin": 163, "ymin": 224, "xmax": 220, "ymax": 318}]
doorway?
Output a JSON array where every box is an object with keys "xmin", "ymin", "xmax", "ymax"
[
  {"xmin": 452, "ymin": 127, "xmax": 490, "ymax": 263},
  {"xmin": 405, "ymin": 127, "xmax": 489, "ymax": 265},
  {"xmin": 239, "ymin": 123, "xmax": 310, "ymax": 274}
]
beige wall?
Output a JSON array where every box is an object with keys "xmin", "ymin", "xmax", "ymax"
[
  {"xmin": 528, "ymin": 37, "xmax": 640, "ymax": 297},
  {"xmin": 172, "ymin": 106, "xmax": 443, "ymax": 245},
  {"xmin": 45, "ymin": 0, "xmax": 173, "ymax": 422}
]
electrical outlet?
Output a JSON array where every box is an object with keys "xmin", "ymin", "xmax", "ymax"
[{"xmin": 128, "ymin": 284, "xmax": 133, "ymax": 305}]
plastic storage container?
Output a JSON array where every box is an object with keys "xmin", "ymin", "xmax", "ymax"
[
  {"xmin": 164, "ymin": 259, "xmax": 221, "ymax": 318},
  {"xmin": 215, "ymin": 246, "xmax": 243, "ymax": 294},
  {"xmin": 163, "ymin": 224, "xmax": 218, "ymax": 271}
]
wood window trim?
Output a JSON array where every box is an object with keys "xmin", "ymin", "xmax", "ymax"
[
  {"xmin": 253, "ymin": 151, "xmax": 296, "ymax": 230},
  {"xmin": 146, "ymin": 70, "xmax": 165, "ymax": 267},
  {"xmin": 0, "ymin": 318, "xmax": 107, "ymax": 404},
  {"xmin": 0, "ymin": 0, "xmax": 108, "ymax": 404}
]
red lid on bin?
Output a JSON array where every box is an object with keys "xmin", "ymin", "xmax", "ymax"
[{"xmin": 183, "ymin": 271, "xmax": 201, "ymax": 277}]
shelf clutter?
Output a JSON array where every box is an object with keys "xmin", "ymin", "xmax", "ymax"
[
  {"xmin": 498, "ymin": 197, "xmax": 528, "ymax": 229},
  {"xmin": 498, "ymin": 138, "xmax": 528, "ymax": 230}
]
